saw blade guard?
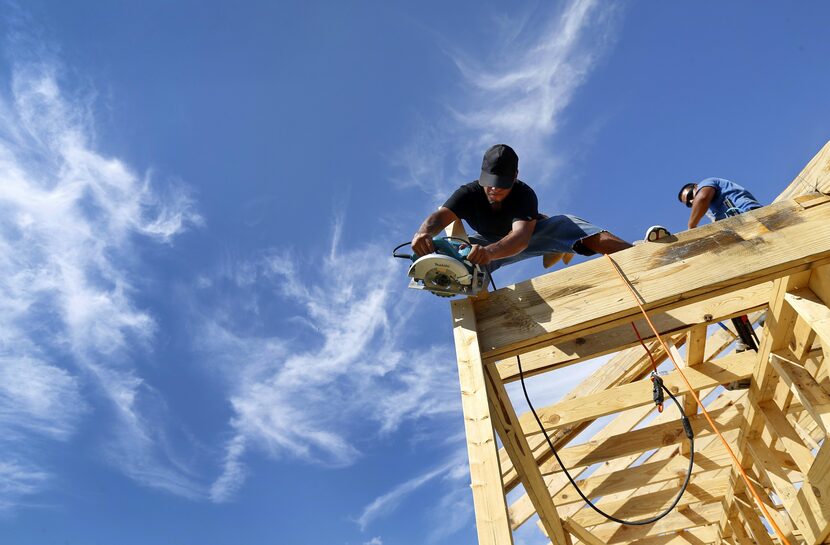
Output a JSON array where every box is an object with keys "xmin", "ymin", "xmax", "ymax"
[
  {"xmin": 393, "ymin": 236, "xmax": 489, "ymax": 297},
  {"xmin": 408, "ymin": 254, "xmax": 472, "ymax": 286}
]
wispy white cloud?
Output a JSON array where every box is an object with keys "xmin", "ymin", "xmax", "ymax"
[
  {"xmin": 393, "ymin": 0, "xmax": 620, "ymax": 199},
  {"xmin": 0, "ymin": 29, "xmax": 203, "ymax": 507},
  {"xmin": 424, "ymin": 481, "xmax": 474, "ymax": 543},
  {"xmin": 99, "ymin": 372, "xmax": 210, "ymax": 500},
  {"xmin": 0, "ymin": 461, "xmax": 50, "ymax": 512},
  {"xmin": 363, "ymin": 538, "xmax": 383, "ymax": 545},
  {"xmin": 355, "ymin": 455, "xmax": 465, "ymax": 531},
  {"xmin": 452, "ymin": 0, "xmax": 613, "ymax": 134},
  {"xmin": 0, "ymin": 353, "xmax": 84, "ymax": 441},
  {"xmin": 209, "ymin": 435, "xmax": 247, "ymax": 503},
  {"xmin": 351, "ymin": 450, "xmax": 473, "ymax": 541},
  {"xmin": 200, "ymin": 218, "xmax": 461, "ymax": 502}
]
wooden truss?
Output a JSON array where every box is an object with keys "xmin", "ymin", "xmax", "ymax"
[{"xmin": 450, "ymin": 140, "xmax": 830, "ymax": 545}]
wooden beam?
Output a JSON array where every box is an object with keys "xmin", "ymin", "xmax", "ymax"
[
  {"xmin": 732, "ymin": 373, "xmax": 830, "ymax": 544},
  {"xmin": 473, "ymin": 198, "xmax": 830, "ymax": 361},
  {"xmin": 552, "ymin": 459, "xmax": 731, "ymax": 509},
  {"xmin": 500, "ymin": 322, "xmax": 742, "ymax": 496},
  {"xmin": 683, "ymin": 325, "xmax": 708, "ymax": 416},
  {"xmin": 809, "ymin": 263, "xmax": 830, "ymax": 306},
  {"xmin": 790, "ymin": 314, "xmax": 819, "ymax": 362},
  {"xmin": 789, "ymin": 465, "xmax": 830, "ymax": 544},
  {"xmin": 511, "ymin": 377, "xmax": 739, "ymax": 534},
  {"xmin": 803, "ymin": 347, "xmax": 830, "ymax": 393},
  {"xmin": 785, "ymin": 288, "xmax": 830, "ymax": 348},
  {"xmin": 758, "ymin": 400, "xmax": 815, "ymax": 474},
  {"xmin": 774, "ymin": 139, "xmax": 830, "ymax": 202},
  {"xmin": 556, "ymin": 402, "xmax": 738, "ymax": 519},
  {"xmin": 808, "ymin": 264, "xmax": 830, "ymax": 387},
  {"xmin": 735, "ymin": 494, "xmax": 775, "ymax": 545},
  {"xmin": 543, "ymin": 519, "xmax": 721, "ymax": 545},
  {"xmin": 807, "ymin": 440, "xmax": 830, "ymax": 504},
  {"xmin": 519, "ymin": 352, "xmax": 755, "ymax": 435},
  {"xmin": 745, "ymin": 438, "xmax": 801, "ymax": 538},
  {"xmin": 728, "ymin": 518, "xmax": 755, "ymax": 545},
  {"xmin": 778, "ymin": 404, "xmax": 830, "ymax": 543},
  {"xmin": 569, "ymin": 476, "xmax": 729, "ymax": 528},
  {"xmin": 795, "ymin": 406, "xmax": 825, "ymax": 448},
  {"xmin": 484, "ymin": 363, "xmax": 571, "ymax": 545},
  {"xmin": 499, "ymin": 337, "xmax": 665, "ymax": 492},
  {"xmin": 494, "ymin": 282, "xmax": 771, "ymax": 380},
  {"xmin": 562, "ymin": 519, "xmax": 604, "ymax": 545},
  {"xmin": 611, "ymin": 527, "xmax": 720, "ymax": 545},
  {"xmin": 538, "ymin": 404, "xmax": 743, "ymax": 476},
  {"xmin": 509, "ymin": 402, "xmax": 658, "ymax": 529},
  {"xmin": 584, "ymin": 501, "xmax": 722, "ymax": 544},
  {"xmin": 450, "ymin": 299, "xmax": 514, "ymax": 545},
  {"xmin": 769, "ymin": 350, "xmax": 830, "ymax": 434},
  {"xmin": 719, "ymin": 272, "xmax": 809, "ymax": 538},
  {"xmin": 744, "ymin": 459, "xmax": 800, "ymax": 545},
  {"xmin": 510, "ymin": 389, "xmax": 743, "ymax": 529}
]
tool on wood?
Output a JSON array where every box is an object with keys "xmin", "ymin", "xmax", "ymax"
[{"xmin": 393, "ymin": 236, "xmax": 489, "ymax": 298}]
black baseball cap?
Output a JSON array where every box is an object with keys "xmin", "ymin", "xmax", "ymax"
[{"xmin": 479, "ymin": 144, "xmax": 518, "ymax": 189}]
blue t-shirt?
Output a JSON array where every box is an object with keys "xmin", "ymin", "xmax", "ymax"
[{"xmin": 698, "ymin": 178, "xmax": 761, "ymax": 221}]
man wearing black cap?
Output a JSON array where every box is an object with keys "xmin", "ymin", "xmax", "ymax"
[{"xmin": 411, "ymin": 144, "xmax": 632, "ymax": 272}]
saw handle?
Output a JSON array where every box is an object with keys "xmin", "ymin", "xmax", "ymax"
[{"xmin": 392, "ymin": 237, "xmax": 471, "ymax": 261}]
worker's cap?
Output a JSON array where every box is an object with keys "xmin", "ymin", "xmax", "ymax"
[{"xmin": 479, "ymin": 144, "xmax": 518, "ymax": 189}]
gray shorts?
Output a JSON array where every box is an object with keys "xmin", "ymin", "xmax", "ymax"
[{"xmin": 470, "ymin": 214, "xmax": 605, "ymax": 272}]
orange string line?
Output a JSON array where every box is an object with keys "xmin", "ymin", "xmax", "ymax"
[{"xmin": 603, "ymin": 253, "xmax": 791, "ymax": 545}]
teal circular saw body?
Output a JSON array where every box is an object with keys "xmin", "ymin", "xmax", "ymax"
[{"xmin": 393, "ymin": 237, "xmax": 489, "ymax": 298}]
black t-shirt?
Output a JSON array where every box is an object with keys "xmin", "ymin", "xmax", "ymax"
[{"xmin": 442, "ymin": 180, "xmax": 541, "ymax": 240}]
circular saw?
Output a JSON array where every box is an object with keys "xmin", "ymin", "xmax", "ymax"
[{"xmin": 393, "ymin": 237, "xmax": 489, "ymax": 298}]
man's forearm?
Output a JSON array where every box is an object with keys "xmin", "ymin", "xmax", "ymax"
[
  {"xmin": 411, "ymin": 208, "xmax": 459, "ymax": 256},
  {"xmin": 688, "ymin": 188, "xmax": 715, "ymax": 229},
  {"xmin": 416, "ymin": 211, "xmax": 448, "ymax": 236},
  {"xmin": 688, "ymin": 204, "xmax": 708, "ymax": 229},
  {"xmin": 485, "ymin": 232, "xmax": 528, "ymax": 260}
]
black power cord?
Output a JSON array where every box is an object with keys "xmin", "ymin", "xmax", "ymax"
[
  {"xmin": 489, "ymin": 274, "xmax": 695, "ymax": 525},
  {"xmin": 517, "ymin": 353, "xmax": 694, "ymax": 525}
]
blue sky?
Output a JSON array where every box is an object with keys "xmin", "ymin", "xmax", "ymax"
[{"xmin": 1, "ymin": 2, "xmax": 829, "ymax": 544}]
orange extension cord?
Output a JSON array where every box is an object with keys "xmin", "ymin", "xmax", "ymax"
[{"xmin": 604, "ymin": 253, "xmax": 792, "ymax": 545}]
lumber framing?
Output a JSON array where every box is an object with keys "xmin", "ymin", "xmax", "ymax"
[{"xmin": 448, "ymin": 140, "xmax": 830, "ymax": 544}]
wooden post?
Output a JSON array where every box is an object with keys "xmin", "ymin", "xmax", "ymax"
[
  {"xmin": 484, "ymin": 363, "xmax": 572, "ymax": 544},
  {"xmin": 683, "ymin": 325, "xmax": 707, "ymax": 416},
  {"xmin": 451, "ymin": 299, "xmax": 514, "ymax": 545}
]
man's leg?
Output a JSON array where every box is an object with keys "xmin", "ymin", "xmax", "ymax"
[
  {"xmin": 580, "ymin": 231, "xmax": 633, "ymax": 254},
  {"xmin": 488, "ymin": 215, "xmax": 625, "ymax": 271}
]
